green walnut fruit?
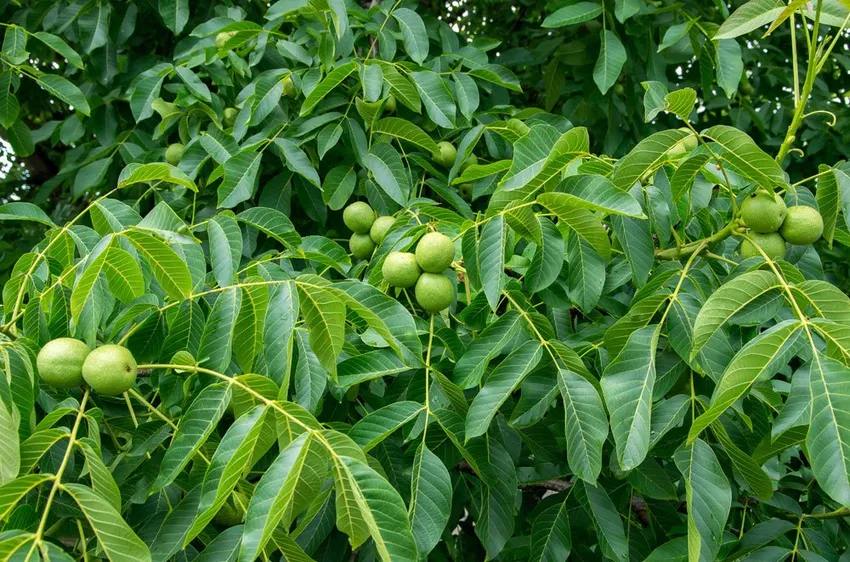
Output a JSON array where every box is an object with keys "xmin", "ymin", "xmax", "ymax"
[
  {"xmin": 614, "ymin": 84, "xmax": 625, "ymax": 96},
  {"xmin": 741, "ymin": 232, "xmax": 786, "ymax": 260},
  {"xmin": 462, "ymin": 154, "xmax": 478, "ymax": 171},
  {"xmin": 680, "ymin": 129, "xmax": 698, "ymax": 151},
  {"xmin": 165, "ymin": 143, "xmax": 185, "ymax": 166},
  {"xmin": 350, "ymin": 233, "xmax": 376, "ymax": 259},
  {"xmin": 283, "ymin": 74, "xmax": 296, "ymax": 97},
  {"xmin": 670, "ymin": 128, "xmax": 699, "ymax": 153},
  {"xmin": 459, "ymin": 183, "xmax": 473, "ymax": 201},
  {"xmin": 415, "ymin": 232, "xmax": 455, "ymax": 273},
  {"xmin": 82, "ymin": 345, "xmax": 138, "ymax": 396},
  {"xmin": 415, "ymin": 273, "xmax": 454, "ymax": 313},
  {"xmin": 780, "ymin": 206, "xmax": 824, "ymax": 245},
  {"xmin": 741, "ymin": 191, "xmax": 787, "ymax": 233},
  {"xmin": 223, "ymin": 107, "xmax": 238, "ymax": 128},
  {"xmin": 382, "ymin": 252, "xmax": 421, "ymax": 288},
  {"xmin": 370, "ymin": 216, "xmax": 395, "ymax": 245},
  {"xmin": 215, "ymin": 31, "xmax": 236, "ymax": 49},
  {"xmin": 37, "ymin": 338, "xmax": 91, "ymax": 389},
  {"xmin": 433, "ymin": 142, "xmax": 457, "ymax": 168},
  {"xmin": 343, "ymin": 201, "xmax": 376, "ymax": 234},
  {"xmin": 384, "ymin": 95, "xmax": 396, "ymax": 113}
]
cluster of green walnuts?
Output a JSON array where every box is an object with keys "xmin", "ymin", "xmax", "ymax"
[
  {"xmin": 36, "ymin": 338, "xmax": 138, "ymax": 395},
  {"xmin": 343, "ymin": 202, "xmax": 456, "ymax": 313},
  {"xmin": 738, "ymin": 190, "xmax": 825, "ymax": 259}
]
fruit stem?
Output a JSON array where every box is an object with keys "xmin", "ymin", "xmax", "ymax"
[{"xmin": 656, "ymin": 221, "xmax": 736, "ymax": 260}]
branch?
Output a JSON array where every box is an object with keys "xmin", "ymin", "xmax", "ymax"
[{"xmin": 656, "ymin": 221, "xmax": 737, "ymax": 261}]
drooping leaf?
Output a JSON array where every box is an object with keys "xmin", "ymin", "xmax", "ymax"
[
  {"xmin": 296, "ymin": 276, "xmax": 346, "ymax": 378},
  {"xmin": 152, "ymin": 383, "xmax": 232, "ymax": 491},
  {"xmin": 349, "ymin": 401, "xmax": 424, "ymax": 452},
  {"xmin": 593, "ymin": 31, "xmax": 627, "ymax": 95},
  {"xmin": 530, "ymin": 496, "xmax": 572, "ymax": 562},
  {"xmin": 409, "ymin": 443, "xmax": 452, "ymax": 556},
  {"xmin": 690, "ymin": 319, "xmax": 802, "ymax": 441},
  {"xmin": 674, "ymin": 439, "xmax": 731, "ymax": 562},
  {"xmin": 575, "ymin": 481, "xmax": 629, "ymax": 562},
  {"xmin": 601, "ymin": 326, "xmax": 658, "ymax": 471},
  {"xmin": 807, "ymin": 354, "xmax": 850, "ymax": 506},
  {"xmin": 557, "ymin": 369, "xmax": 608, "ymax": 483},
  {"xmin": 63, "ymin": 483, "xmax": 152, "ymax": 562},
  {"xmin": 239, "ymin": 432, "xmax": 328, "ymax": 562},
  {"xmin": 465, "ymin": 341, "xmax": 543, "ymax": 439}
]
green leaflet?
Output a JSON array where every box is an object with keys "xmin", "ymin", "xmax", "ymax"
[
  {"xmin": 465, "ymin": 341, "xmax": 543, "ymax": 439},
  {"xmin": 601, "ymin": 325, "xmax": 658, "ymax": 471},
  {"xmin": 152, "ymin": 383, "xmax": 232, "ymax": 491},
  {"xmin": 63, "ymin": 483, "xmax": 152, "ymax": 562},
  {"xmin": 300, "ymin": 60, "xmax": 359, "ymax": 116},
  {"xmin": 691, "ymin": 270, "xmax": 782, "ymax": 358},
  {"xmin": 807, "ymin": 354, "xmax": 850, "ymax": 507},
  {"xmin": 409, "ymin": 442, "xmax": 453, "ymax": 556},
  {"xmin": 574, "ymin": 481, "xmax": 629, "ymax": 562},
  {"xmin": 674, "ymin": 439, "xmax": 731, "ymax": 562},
  {"xmin": 454, "ymin": 309, "xmax": 524, "ymax": 389},
  {"xmin": 186, "ymin": 406, "xmax": 268, "ymax": 545},
  {"xmin": 239, "ymin": 432, "xmax": 328, "ymax": 562},
  {"xmin": 690, "ymin": 319, "xmax": 803, "ymax": 441},
  {"xmin": 530, "ymin": 496, "xmax": 572, "ymax": 562},
  {"xmin": 557, "ymin": 369, "xmax": 608, "ymax": 483},
  {"xmin": 611, "ymin": 129, "xmax": 691, "ymax": 190},
  {"xmin": 295, "ymin": 276, "xmax": 346, "ymax": 378},
  {"xmin": 348, "ymin": 401, "xmax": 424, "ymax": 451},
  {"xmin": 336, "ymin": 457, "xmax": 419, "ymax": 561}
]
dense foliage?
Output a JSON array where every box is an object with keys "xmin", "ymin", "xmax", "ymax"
[
  {"xmin": 427, "ymin": 0, "xmax": 850, "ymax": 178},
  {"xmin": 2, "ymin": 0, "xmax": 850, "ymax": 560}
]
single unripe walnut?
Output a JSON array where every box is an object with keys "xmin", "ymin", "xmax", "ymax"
[
  {"xmin": 415, "ymin": 232, "xmax": 455, "ymax": 273},
  {"xmin": 223, "ymin": 107, "xmax": 238, "ymax": 128},
  {"xmin": 283, "ymin": 74, "xmax": 296, "ymax": 97},
  {"xmin": 82, "ymin": 345, "xmax": 138, "ymax": 395},
  {"xmin": 433, "ymin": 142, "xmax": 457, "ymax": 168},
  {"xmin": 384, "ymin": 95, "xmax": 396, "ymax": 113},
  {"xmin": 741, "ymin": 191, "xmax": 787, "ymax": 233},
  {"xmin": 350, "ymin": 233, "xmax": 376, "ymax": 259},
  {"xmin": 215, "ymin": 31, "xmax": 237, "ymax": 49},
  {"xmin": 415, "ymin": 273, "xmax": 454, "ymax": 313},
  {"xmin": 370, "ymin": 216, "xmax": 395, "ymax": 245},
  {"xmin": 741, "ymin": 232, "xmax": 786, "ymax": 260},
  {"xmin": 670, "ymin": 128, "xmax": 698, "ymax": 153},
  {"xmin": 461, "ymin": 154, "xmax": 478, "ymax": 171},
  {"xmin": 165, "ymin": 143, "xmax": 185, "ymax": 166},
  {"xmin": 343, "ymin": 202, "xmax": 375, "ymax": 234},
  {"xmin": 383, "ymin": 252, "xmax": 421, "ymax": 288},
  {"xmin": 37, "ymin": 338, "xmax": 91, "ymax": 389},
  {"xmin": 780, "ymin": 206, "xmax": 824, "ymax": 245},
  {"xmin": 459, "ymin": 183, "xmax": 473, "ymax": 201}
]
